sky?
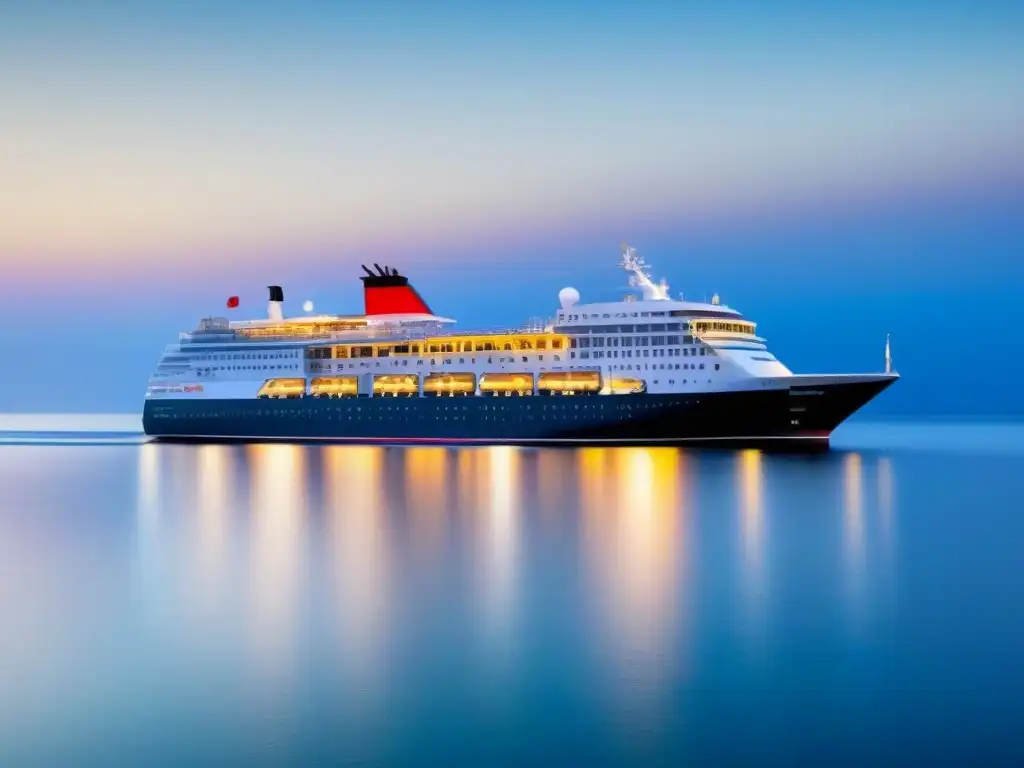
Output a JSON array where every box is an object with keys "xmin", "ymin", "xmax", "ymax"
[{"xmin": 1, "ymin": 0, "xmax": 1022, "ymax": 414}]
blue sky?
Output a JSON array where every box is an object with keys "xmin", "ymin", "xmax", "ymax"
[{"xmin": 1, "ymin": 0, "xmax": 1021, "ymax": 414}]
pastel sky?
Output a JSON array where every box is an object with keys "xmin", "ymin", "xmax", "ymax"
[{"xmin": 1, "ymin": 0, "xmax": 1022, "ymax": 413}]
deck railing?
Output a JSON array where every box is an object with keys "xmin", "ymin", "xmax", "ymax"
[{"xmin": 179, "ymin": 322, "xmax": 555, "ymax": 346}]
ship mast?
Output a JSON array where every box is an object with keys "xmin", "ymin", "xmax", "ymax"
[
  {"xmin": 885, "ymin": 333, "xmax": 892, "ymax": 373},
  {"xmin": 620, "ymin": 244, "xmax": 670, "ymax": 301}
]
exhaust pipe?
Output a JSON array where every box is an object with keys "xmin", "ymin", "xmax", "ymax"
[{"xmin": 268, "ymin": 285, "xmax": 284, "ymax": 321}]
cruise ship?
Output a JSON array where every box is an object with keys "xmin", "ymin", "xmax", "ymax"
[{"xmin": 142, "ymin": 246, "xmax": 897, "ymax": 446}]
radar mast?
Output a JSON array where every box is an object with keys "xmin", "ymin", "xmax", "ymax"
[{"xmin": 620, "ymin": 244, "xmax": 670, "ymax": 301}]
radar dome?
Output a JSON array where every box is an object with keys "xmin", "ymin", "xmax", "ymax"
[{"xmin": 558, "ymin": 287, "xmax": 580, "ymax": 309}]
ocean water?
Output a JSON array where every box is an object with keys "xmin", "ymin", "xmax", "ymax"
[{"xmin": 1, "ymin": 417, "xmax": 1023, "ymax": 765}]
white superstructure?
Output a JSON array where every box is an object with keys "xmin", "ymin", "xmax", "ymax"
[{"xmin": 145, "ymin": 245, "xmax": 890, "ymax": 402}]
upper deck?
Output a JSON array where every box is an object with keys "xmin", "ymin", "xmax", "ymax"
[
  {"xmin": 176, "ymin": 245, "xmax": 759, "ymax": 350},
  {"xmin": 180, "ymin": 317, "xmax": 551, "ymax": 349}
]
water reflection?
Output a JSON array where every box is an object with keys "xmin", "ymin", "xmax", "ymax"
[
  {"xmin": 136, "ymin": 441, "xmax": 161, "ymax": 539},
  {"xmin": 583, "ymin": 447, "xmax": 684, "ymax": 738},
  {"xmin": 248, "ymin": 444, "xmax": 307, "ymax": 677},
  {"xmin": 404, "ymin": 447, "xmax": 448, "ymax": 558},
  {"xmin": 842, "ymin": 452, "xmax": 866, "ymax": 626},
  {"xmin": 737, "ymin": 449, "xmax": 766, "ymax": 639},
  {"xmin": 192, "ymin": 445, "xmax": 233, "ymax": 619},
  {"xmin": 876, "ymin": 455, "xmax": 897, "ymax": 615},
  {"xmin": 134, "ymin": 442, "xmax": 163, "ymax": 605},
  {"xmin": 878, "ymin": 456, "xmax": 894, "ymax": 539},
  {"xmin": 323, "ymin": 446, "xmax": 390, "ymax": 691},
  {"xmin": 475, "ymin": 447, "xmax": 520, "ymax": 655},
  {"xmin": 99, "ymin": 436, "xmax": 929, "ymax": 762}
]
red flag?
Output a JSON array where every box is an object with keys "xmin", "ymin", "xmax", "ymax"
[{"xmin": 226, "ymin": 296, "xmax": 239, "ymax": 309}]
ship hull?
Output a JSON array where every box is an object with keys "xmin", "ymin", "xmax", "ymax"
[{"xmin": 143, "ymin": 375, "xmax": 895, "ymax": 448}]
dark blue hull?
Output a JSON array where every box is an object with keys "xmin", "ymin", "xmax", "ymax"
[{"xmin": 143, "ymin": 377, "xmax": 895, "ymax": 447}]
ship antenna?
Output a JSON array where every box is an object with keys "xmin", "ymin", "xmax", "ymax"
[
  {"xmin": 361, "ymin": 264, "xmax": 375, "ymax": 278},
  {"xmin": 619, "ymin": 243, "xmax": 669, "ymax": 301}
]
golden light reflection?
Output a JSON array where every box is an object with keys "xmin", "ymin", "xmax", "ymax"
[
  {"xmin": 324, "ymin": 446, "xmax": 389, "ymax": 681},
  {"xmin": 876, "ymin": 456, "xmax": 896, "ymax": 597},
  {"xmin": 739, "ymin": 449, "xmax": 764, "ymax": 567},
  {"xmin": 843, "ymin": 452, "xmax": 864, "ymax": 561},
  {"xmin": 136, "ymin": 442, "xmax": 160, "ymax": 538},
  {"xmin": 405, "ymin": 447, "xmax": 448, "ymax": 557},
  {"xmin": 583, "ymin": 447, "xmax": 684, "ymax": 723},
  {"xmin": 536, "ymin": 449, "xmax": 572, "ymax": 529},
  {"xmin": 134, "ymin": 442, "xmax": 163, "ymax": 596},
  {"xmin": 614, "ymin": 449, "xmax": 680, "ymax": 649},
  {"xmin": 842, "ymin": 452, "xmax": 866, "ymax": 624},
  {"xmin": 737, "ymin": 449, "xmax": 766, "ymax": 635},
  {"xmin": 456, "ymin": 449, "xmax": 478, "ymax": 517},
  {"xmin": 578, "ymin": 448, "xmax": 610, "ymax": 523},
  {"xmin": 477, "ymin": 446, "xmax": 520, "ymax": 649},
  {"xmin": 248, "ymin": 444, "xmax": 307, "ymax": 673},
  {"xmin": 192, "ymin": 445, "xmax": 233, "ymax": 619}
]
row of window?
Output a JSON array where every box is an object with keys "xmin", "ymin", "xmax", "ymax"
[
  {"xmin": 148, "ymin": 395, "xmax": 708, "ymax": 423},
  {"xmin": 309, "ymin": 335, "xmax": 568, "ymax": 360},
  {"xmin": 194, "ymin": 364, "xmax": 301, "ymax": 376},
  {"xmin": 557, "ymin": 323, "xmax": 685, "ymax": 333},
  {"xmin": 569, "ymin": 360, "xmax": 719, "ymax": 372},
  {"xmin": 559, "ymin": 310, "xmax": 672, "ymax": 322},
  {"xmin": 572, "ymin": 335, "xmax": 686, "ymax": 348},
  {"xmin": 178, "ymin": 350, "xmax": 302, "ymax": 362},
  {"xmin": 189, "ymin": 356, "xmax": 722, "ymax": 380},
  {"xmin": 691, "ymin": 321, "xmax": 756, "ymax": 334},
  {"xmin": 558, "ymin": 309, "xmax": 744, "ymax": 323},
  {"xmin": 312, "ymin": 355, "xmax": 565, "ymax": 370},
  {"xmin": 573, "ymin": 347, "xmax": 710, "ymax": 359}
]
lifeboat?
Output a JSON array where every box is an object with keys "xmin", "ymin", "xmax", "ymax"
[
  {"xmin": 372, "ymin": 374, "xmax": 419, "ymax": 397},
  {"xmin": 479, "ymin": 372, "xmax": 534, "ymax": 396},
  {"xmin": 423, "ymin": 372, "xmax": 476, "ymax": 397},
  {"xmin": 310, "ymin": 376, "xmax": 359, "ymax": 398},
  {"xmin": 257, "ymin": 378, "xmax": 306, "ymax": 399},
  {"xmin": 608, "ymin": 377, "xmax": 646, "ymax": 395},
  {"xmin": 538, "ymin": 371, "xmax": 601, "ymax": 396}
]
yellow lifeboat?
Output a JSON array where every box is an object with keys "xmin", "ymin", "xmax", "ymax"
[
  {"xmin": 257, "ymin": 378, "xmax": 306, "ymax": 399},
  {"xmin": 537, "ymin": 371, "xmax": 601, "ymax": 396},
  {"xmin": 310, "ymin": 376, "xmax": 359, "ymax": 398},
  {"xmin": 608, "ymin": 377, "xmax": 646, "ymax": 395},
  {"xmin": 479, "ymin": 372, "xmax": 534, "ymax": 396},
  {"xmin": 423, "ymin": 372, "xmax": 476, "ymax": 397},
  {"xmin": 372, "ymin": 374, "xmax": 419, "ymax": 397}
]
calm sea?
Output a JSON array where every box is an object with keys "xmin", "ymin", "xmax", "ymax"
[{"xmin": 1, "ymin": 416, "xmax": 1023, "ymax": 765}]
